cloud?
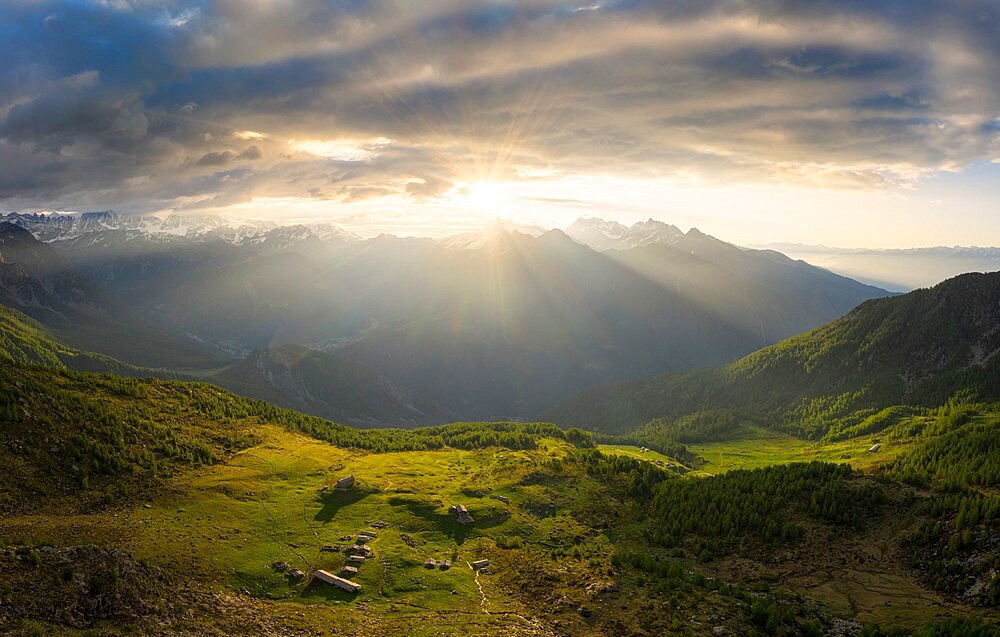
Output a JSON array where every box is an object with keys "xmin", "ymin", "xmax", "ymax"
[
  {"xmin": 195, "ymin": 150, "xmax": 234, "ymax": 167},
  {"xmin": 238, "ymin": 145, "xmax": 261, "ymax": 160},
  {"xmin": 289, "ymin": 137, "xmax": 392, "ymax": 161},
  {"xmin": 0, "ymin": 0, "xmax": 998, "ymax": 218},
  {"xmin": 405, "ymin": 175, "xmax": 453, "ymax": 199}
]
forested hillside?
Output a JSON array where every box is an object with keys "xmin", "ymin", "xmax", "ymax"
[
  {"xmin": 0, "ymin": 358, "xmax": 592, "ymax": 515},
  {"xmin": 547, "ymin": 272, "xmax": 1000, "ymax": 437}
]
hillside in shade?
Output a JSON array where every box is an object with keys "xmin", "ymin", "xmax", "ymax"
[
  {"xmin": 0, "ymin": 222, "xmax": 227, "ymax": 369},
  {"xmin": 546, "ymin": 271, "xmax": 1000, "ymax": 437},
  {"xmin": 214, "ymin": 344, "xmax": 457, "ymax": 427}
]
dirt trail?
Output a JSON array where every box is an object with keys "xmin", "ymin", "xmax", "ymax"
[
  {"xmin": 467, "ymin": 561, "xmax": 489, "ymax": 613},
  {"xmin": 464, "ymin": 562, "xmax": 556, "ymax": 635}
]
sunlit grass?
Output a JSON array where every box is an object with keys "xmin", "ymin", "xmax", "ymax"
[
  {"xmin": 597, "ymin": 444, "xmax": 690, "ymax": 470},
  {"xmin": 601, "ymin": 425, "xmax": 916, "ymax": 477},
  {"xmin": 0, "ymin": 427, "xmax": 591, "ymax": 634}
]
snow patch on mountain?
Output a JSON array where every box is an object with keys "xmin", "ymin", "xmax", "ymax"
[
  {"xmin": 565, "ymin": 217, "xmax": 684, "ymax": 251},
  {"xmin": 563, "ymin": 217, "xmax": 628, "ymax": 251}
]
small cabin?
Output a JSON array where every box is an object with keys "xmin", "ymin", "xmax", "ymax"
[
  {"xmin": 339, "ymin": 565, "xmax": 359, "ymax": 576},
  {"xmin": 313, "ymin": 569, "xmax": 362, "ymax": 593},
  {"xmin": 359, "ymin": 530, "xmax": 377, "ymax": 538},
  {"xmin": 867, "ymin": 443, "xmax": 882, "ymax": 453},
  {"xmin": 489, "ymin": 494, "xmax": 510, "ymax": 504},
  {"xmin": 346, "ymin": 555, "xmax": 365, "ymax": 565},
  {"xmin": 424, "ymin": 558, "xmax": 437, "ymax": 569},
  {"xmin": 470, "ymin": 559, "xmax": 489, "ymax": 571}
]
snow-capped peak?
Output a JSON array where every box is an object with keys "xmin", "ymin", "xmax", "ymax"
[{"xmin": 0, "ymin": 210, "xmax": 361, "ymax": 252}]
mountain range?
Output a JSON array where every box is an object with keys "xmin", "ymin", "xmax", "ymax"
[
  {"xmin": 565, "ymin": 217, "xmax": 685, "ymax": 251},
  {"xmin": 0, "ymin": 245, "xmax": 997, "ymax": 634},
  {"xmin": 0, "ymin": 211, "xmax": 888, "ymax": 422}
]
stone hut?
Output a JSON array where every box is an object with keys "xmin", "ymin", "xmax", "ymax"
[
  {"xmin": 345, "ymin": 544, "xmax": 372, "ymax": 557},
  {"xmin": 336, "ymin": 475, "xmax": 355, "ymax": 490},
  {"xmin": 313, "ymin": 569, "xmax": 361, "ymax": 593},
  {"xmin": 449, "ymin": 504, "xmax": 474, "ymax": 524}
]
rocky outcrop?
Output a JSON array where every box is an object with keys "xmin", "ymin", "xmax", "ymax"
[{"xmin": 0, "ymin": 545, "xmax": 174, "ymax": 628}]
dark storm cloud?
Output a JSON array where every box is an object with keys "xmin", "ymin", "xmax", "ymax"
[{"xmin": 1, "ymin": 0, "xmax": 999, "ymax": 213}]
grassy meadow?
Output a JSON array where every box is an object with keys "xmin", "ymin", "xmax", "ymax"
[{"xmin": 1, "ymin": 426, "xmax": 625, "ymax": 635}]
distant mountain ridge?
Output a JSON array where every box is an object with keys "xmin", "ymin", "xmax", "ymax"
[
  {"xmin": 546, "ymin": 271, "xmax": 1000, "ymax": 437},
  {"xmin": 761, "ymin": 242, "xmax": 1000, "ymax": 291}
]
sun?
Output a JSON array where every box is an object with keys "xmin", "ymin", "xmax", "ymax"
[{"xmin": 446, "ymin": 180, "xmax": 513, "ymax": 215}]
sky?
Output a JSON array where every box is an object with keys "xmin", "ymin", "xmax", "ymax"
[{"xmin": 1, "ymin": 0, "xmax": 999, "ymax": 248}]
